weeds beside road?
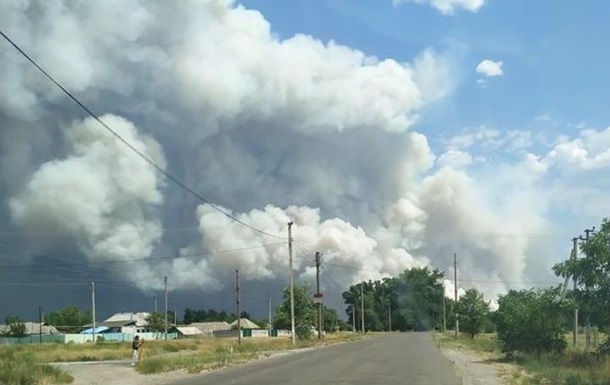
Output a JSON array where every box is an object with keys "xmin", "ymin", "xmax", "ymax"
[
  {"xmin": 0, "ymin": 332, "xmax": 367, "ymax": 384},
  {"xmin": 434, "ymin": 332, "xmax": 610, "ymax": 385}
]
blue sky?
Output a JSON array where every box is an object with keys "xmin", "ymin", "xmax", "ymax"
[{"xmin": 244, "ymin": 0, "xmax": 610, "ymax": 143}]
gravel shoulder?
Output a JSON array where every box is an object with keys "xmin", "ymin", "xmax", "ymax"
[{"xmin": 441, "ymin": 348, "xmax": 522, "ymax": 385}]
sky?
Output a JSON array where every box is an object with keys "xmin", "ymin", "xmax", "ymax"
[{"xmin": 1, "ymin": 0, "xmax": 609, "ymax": 321}]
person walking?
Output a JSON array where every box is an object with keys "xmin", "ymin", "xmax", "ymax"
[{"xmin": 131, "ymin": 335, "xmax": 142, "ymax": 367}]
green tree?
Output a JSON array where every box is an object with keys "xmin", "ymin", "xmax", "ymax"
[
  {"xmin": 146, "ymin": 312, "xmax": 166, "ymax": 332},
  {"xmin": 273, "ymin": 284, "xmax": 316, "ymax": 339},
  {"xmin": 45, "ymin": 306, "xmax": 91, "ymax": 333},
  {"xmin": 456, "ymin": 288, "xmax": 490, "ymax": 338},
  {"xmin": 495, "ymin": 287, "xmax": 568, "ymax": 358},
  {"xmin": 5, "ymin": 315, "xmax": 26, "ymax": 337}
]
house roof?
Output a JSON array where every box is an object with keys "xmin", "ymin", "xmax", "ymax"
[
  {"xmin": 173, "ymin": 326, "xmax": 204, "ymax": 336},
  {"xmin": 103, "ymin": 312, "xmax": 150, "ymax": 327},
  {"xmin": 229, "ymin": 318, "xmax": 260, "ymax": 329},
  {"xmin": 0, "ymin": 322, "xmax": 61, "ymax": 335},
  {"xmin": 83, "ymin": 320, "xmax": 137, "ymax": 329},
  {"xmin": 81, "ymin": 326, "xmax": 110, "ymax": 334},
  {"xmin": 189, "ymin": 321, "xmax": 231, "ymax": 333}
]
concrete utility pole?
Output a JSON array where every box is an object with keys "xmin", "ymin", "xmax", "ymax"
[
  {"xmin": 388, "ymin": 300, "xmax": 392, "ymax": 332},
  {"xmin": 91, "ymin": 278, "xmax": 96, "ymax": 343},
  {"xmin": 454, "ymin": 253, "xmax": 459, "ymax": 338},
  {"xmin": 580, "ymin": 227, "xmax": 595, "ymax": 350},
  {"xmin": 572, "ymin": 237, "xmax": 579, "ymax": 348},
  {"xmin": 352, "ymin": 304, "xmax": 356, "ymax": 332},
  {"xmin": 154, "ymin": 296, "xmax": 157, "ymax": 314},
  {"xmin": 236, "ymin": 269, "xmax": 241, "ymax": 345},
  {"xmin": 164, "ymin": 276, "xmax": 168, "ymax": 340},
  {"xmin": 39, "ymin": 306, "xmax": 43, "ymax": 344},
  {"xmin": 315, "ymin": 252, "xmax": 323, "ymax": 340},
  {"xmin": 288, "ymin": 221, "xmax": 296, "ymax": 346},
  {"xmin": 442, "ymin": 289, "xmax": 447, "ymax": 333},
  {"xmin": 268, "ymin": 294, "xmax": 272, "ymax": 337},
  {"xmin": 360, "ymin": 280, "xmax": 365, "ymax": 334}
]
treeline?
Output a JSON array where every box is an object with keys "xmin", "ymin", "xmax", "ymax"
[
  {"xmin": 342, "ymin": 267, "xmax": 466, "ymax": 332},
  {"xmin": 182, "ymin": 308, "xmax": 255, "ymax": 324}
]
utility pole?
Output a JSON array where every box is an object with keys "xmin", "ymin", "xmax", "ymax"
[
  {"xmin": 572, "ymin": 237, "xmax": 578, "ymax": 348},
  {"xmin": 164, "ymin": 276, "xmax": 168, "ymax": 341},
  {"xmin": 454, "ymin": 252, "xmax": 459, "ymax": 338},
  {"xmin": 288, "ymin": 222, "xmax": 296, "ymax": 346},
  {"xmin": 360, "ymin": 280, "xmax": 365, "ymax": 334},
  {"xmin": 91, "ymin": 278, "xmax": 96, "ymax": 343},
  {"xmin": 39, "ymin": 306, "xmax": 43, "ymax": 344},
  {"xmin": 236, "ymin": 269, "xmax": 241, "ymax": 346},
  {"xmin": 154, "ymin": 296, "xmax": 157, "ymax": 314},
  {"xmin": 174, "ymin": 309, "xmax": 177, "ymax": 325},
  {"xmin": 388, "ymin": 300, "xmax": 392, "ymax": 332},
  {"xmin": 580, "ymin": 227, "xmax": 595, "ymax": 351},
  {"xmin": 315, "ymin": 252, "xmax": 323, "ymax": 340},
  {"xmin": 352, "ymin": 304, "xmax": 356, "ymax": 332},
  {"xmin": 442, "ymin": 290, "xmax": 447, "ymax": 333},
  {"xmin": 268, "ymin": 294, "xmax": 272, "ymax": 337}
]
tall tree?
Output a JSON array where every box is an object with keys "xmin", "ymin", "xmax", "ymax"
[
  {"xmin": 145, "ymin": 312, "xmax": 166, "ymax": 332},
  {"xmin": 273, "ymin": 284, "xmax": 316, "ymax": 339},
  {"xmin": 456, "ymin": 288, "xmax": 490, "ymax": 338},
  {"xmin": 495, "ymin": 287, "xmax": 568, "ymax": 358},
  {"xmin": 4, "ymin": 315, "xmax": 26, "ymax": 337}
]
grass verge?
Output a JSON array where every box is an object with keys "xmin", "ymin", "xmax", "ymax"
[
  {"xmin": 433, "ymin": 332, "xmax": 610, "ymax": 385},
  {"xmin": 136, "ymin": 332, "xmax": 367, "ymax": 374},
  {"xmin": 0, "ymin": 346, "xmax": 73, "ymax": 385}
]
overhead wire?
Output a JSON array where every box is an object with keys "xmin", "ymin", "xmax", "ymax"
[{"xmin": 0, "ymin": 29, "xmax": 283, "ymax": 241}]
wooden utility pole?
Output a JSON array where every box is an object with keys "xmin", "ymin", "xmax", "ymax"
[
  {"xmin": 442, "ymin": 290, "xmax": 447, "ymax": 333},
  {"xmin": 91, "ymin": 278, "xmax": 96, "ymax": 343},
  {"xmin": 580, "ymin": 227, "xmax": 595, "ymax": 350},
  {"xmin": 164, "ymin": 276, "xmax": 168, "ymax": 340},
  {"xmin": 360, "ymin": 280, "xmax": 365, "ymax": 334},
  {"xmin": 236, "ymin": 269, "xmax": 241, "ymax": 345},
  {"xmin": 288, "ymin": 222, "xmax": 296, "ymax": 345},
  {"xmin": 268, "ymin": 294, "xmax": 272, "ymax": 337},
  {"xmin": 315, "ymin": 252, "xmax": 323, "ymax": 339},
  {"xmin": 572, "ymin": 237, "xmax": 578, "ymax": 348},
  {"xmin": 454, "ymin": 253, "xmax": 459, "ymax": 338}
]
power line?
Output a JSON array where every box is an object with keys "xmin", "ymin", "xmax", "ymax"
[{"xmin": 0, "ymin": 29, "xmax": 283, "ymax": 241}]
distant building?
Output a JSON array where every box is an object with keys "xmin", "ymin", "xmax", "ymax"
[
  {"xmin": 189, "ymin": 321, "xmax": 231, "ymax": 335},
  {"xmin": 83, "ymin": 312, "xmax": 151, "ymax": 334},
  {"xmin": 171, "ymin": 326, "xmax": 204, "ymax": 338},
  {"xmin": 229, "ymin": 318, "xmax": 260, "ymax": 330},
  {"xmin": 0, "ymin": 322, "xmax": 61, "ymax": 336}
]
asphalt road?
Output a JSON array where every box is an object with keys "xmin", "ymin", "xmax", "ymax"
[{"xmin": 172, "ymin": 333, "xmax": 461, "ymax": 385}]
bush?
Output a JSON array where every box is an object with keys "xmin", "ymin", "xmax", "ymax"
[
  {"xmin": 0, "ymin": 347, "xmax": 73, "ymax": 384},
  {"xmin": 495, "ymin": 288, "xmax": 568, "ymax": 358}
]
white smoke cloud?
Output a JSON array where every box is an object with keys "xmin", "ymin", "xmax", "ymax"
[
  {"xmin": 9, "ymin": 114, "xmax": 165, "ymax": 272},
  {"xmin": 0, "ymin": 0, "xmax": 572, "ymax": 309}
]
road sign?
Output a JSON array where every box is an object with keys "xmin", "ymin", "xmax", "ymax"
[{"xmin": 313, "ymin": 293, "xmax": 323, "ymax": 304}]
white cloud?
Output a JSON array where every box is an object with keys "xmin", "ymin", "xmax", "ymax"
[
  {"xmin": 393, "ymin": 0, "xmax": 486, "ymax": 14},
  {"xmin": 436, "ymin": 150, "xmax": 473, "ymax": 168},
  {"xmin": 476, "ymin": 59, "xmax": 504, "ymax": 77},
  {"xmin": 545, "ymin": 127, "xmax": 610, "ymax": 170}
]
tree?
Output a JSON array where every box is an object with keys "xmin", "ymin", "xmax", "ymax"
[
  {"xmin": 5, "ymin": 315, "xmax": 26, "ymax": 337},
  {"xmin": 495, "ymin": 287, "xmax": 568, "ymax": 358},
  {"xmin": 456, "ymin": 289, "xmax": 490, "ymax": 338},
  {"xmin": 146, "ymin": 312, "xmax": 166, "ymax": 332},
  {"xmin": 273, "ymin": 284, "xmax": 316, "ymax": 340},
  {"xmin": 45, "ymin": 306, "xmax": 91, "ymax": 333},
  {"xmin": 553, "ymin": 218, "xmax": 610, "ymax": 354}
]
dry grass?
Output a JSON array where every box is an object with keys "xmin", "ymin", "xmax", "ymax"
[
  {"xmin": 0, "ymin": 346, "xmax": 73, "ymax": 385},
  {"xmin": 1, "ymin": 332, "xmax": 366, "ymax": 379},
  {"xmin": 434, "ymin": 332, "xmax": 610, "ymax": 385}
]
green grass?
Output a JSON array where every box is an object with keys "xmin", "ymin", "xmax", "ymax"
[
  {"xmin": 434, "ymin": 332, "xmax": 610, "ymax": 385},
  {"xmin": 0, "ymin": 346, "xmax": 73, "ymax": 385}
]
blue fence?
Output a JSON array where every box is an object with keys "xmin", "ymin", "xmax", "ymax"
[{"xmin": 0, "ymin": 332, "xmax": 178, "ymax": 345}]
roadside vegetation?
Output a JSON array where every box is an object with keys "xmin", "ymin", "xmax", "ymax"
[
  {"xmin": 0, "ymin": 346, "xmax": 73, "ymax": 385},
  {"xmin": 434, "ymin": 218, "xmax": 610, "ymax": 385},
  {"xmin": 0, "ymin": 332, "xmax": 365, "ymax": 381}
]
